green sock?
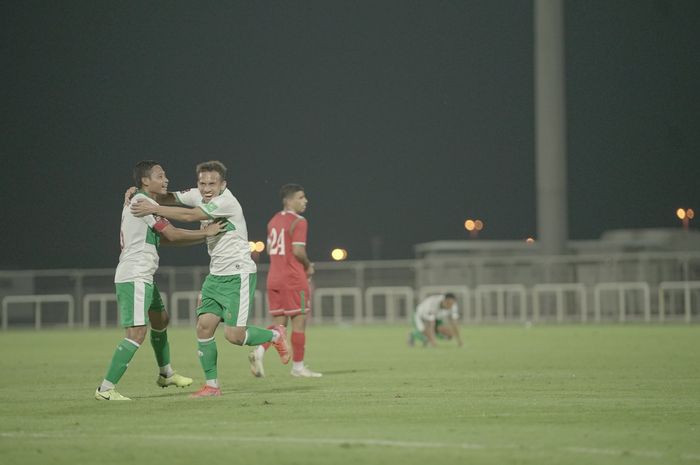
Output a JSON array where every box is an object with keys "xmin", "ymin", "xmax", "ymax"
[
  {"xmin": 244, "ymin": 326, "xmax": 274, "ymax": 346},
  {"xmin": 411, "ymin": 330, "xmax": 427, "ymax": 343},
  {"xmin": 104, "ymin": 339, "xmax": 139, "ymax": 384},
  {"xmin": 150, "ymin": 328, "xmax": 170, "ymax": 368},
  {"xmin": 197, "ymin": 338, "xmax": 218, "ymax": 380}
]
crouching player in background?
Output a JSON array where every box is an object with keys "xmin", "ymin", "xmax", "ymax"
[{"xmin": 408, "ymin": 293, "xmax": 463, "ymax": 348}]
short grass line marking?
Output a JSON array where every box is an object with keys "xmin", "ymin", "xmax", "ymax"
[{"xmin": 2, "ymin": 431, "xmax": 699, "ymax": 461}]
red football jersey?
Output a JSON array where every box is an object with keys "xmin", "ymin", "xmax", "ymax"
[{"xmin": 266, "ymin": 210, "xmax": 308, "ymax": 290}]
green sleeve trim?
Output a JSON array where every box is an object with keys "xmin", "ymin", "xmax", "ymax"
[{"xmin": 198, "ymin": 205, "xmax": 215, "ymax": 219}]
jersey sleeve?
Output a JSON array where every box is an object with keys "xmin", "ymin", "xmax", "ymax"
[
  {"xmin": 199, "ymin": 195, "xmax": 236, "ymax": 219},
  {"xmin": 291, "ymin": 218, "xmax": 308, "ymax": 245},
  {"xmin": 131, "ymin": 194, "xmax": 158, "ymax": 228},
  {"xmin": 174, "ymin": 188, "xmax": 201, "ymax": 208}
]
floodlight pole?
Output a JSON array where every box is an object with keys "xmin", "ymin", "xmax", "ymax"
[{"xmin": 535, "ymin": 0, "xmax": 568, "ymax": 255}]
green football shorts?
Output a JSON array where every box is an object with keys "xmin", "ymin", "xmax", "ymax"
[
  {"xmin": 115, "ymin": 281, "xmax": 165, "ymax": 327},
  {"xmin": 197, "ymin": 273, "xmax": 256, "ymax": 327}
]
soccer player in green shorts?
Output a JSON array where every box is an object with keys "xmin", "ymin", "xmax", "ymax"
[
  {"xmin": 95, "ymin": 161, "xmax": 224, "ymax": 401},
  {"xmin": 408, "ymin": 293, "xmax": 463, "ymax": 348},
  {"xmin": 131, "ymin": 160, "xmax": 290, "ymax": 398}
]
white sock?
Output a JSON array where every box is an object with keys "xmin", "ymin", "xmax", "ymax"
[
  {"xmin": 159, "ymin": 364, "xmax": 174, "ymax": 377},
  {"xmin": 292, "ymin": 361, "xmax": 304, "ymax": 371},
  {"xmin": 99, "ymin": 380, "xmax": 115, "ymax": 392},
  {"xmin": 206, "ymin": 379, "xmax": 219, "ymax": 388},
  {"xmin": 254, "ymin": 345, "xmax": 265, "ymax": 358}
]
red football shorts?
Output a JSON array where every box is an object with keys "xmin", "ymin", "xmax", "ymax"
[{"xmin": 267, "ymin": 287, "xmax": 311, "ymax": 317}]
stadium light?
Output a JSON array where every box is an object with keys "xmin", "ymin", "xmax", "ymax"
[
  {"xmin": 248, "ymin": 241, "xmax": 256, "ymax": 252},
  {"xmin": 254, "ymin": 241, "xmax": 265, "ymax": 253},
  {"xmin": 677, "ymin": 208, "xmax": 694, "ymax": 231},
  {"xmin": 464, "ymin": 218, "xmax": 483, "ymax": 238},
  {"xmin": 331, "ymin": 248, "xmax": 348, "ymax": 261}
]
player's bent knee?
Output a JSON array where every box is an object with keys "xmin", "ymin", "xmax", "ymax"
[
  {"xmin": 224, "ymin": 326, "xmax": 246, "ymax": 345},
  {"xmin": 126, "ymin": 326, "xmax": 148, "ymax": 345},
  {"xmin": 149, "ymin": 310, "xmax": 169, "ymax": 330}
]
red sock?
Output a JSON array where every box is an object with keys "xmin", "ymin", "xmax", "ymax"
[
  {"xmin": 291, "ymin": 331, "xmax": 305, "ymax": 363},
  {"xmin": 262, "ymin": 325, "xmax": 276, "ymax": 351}
]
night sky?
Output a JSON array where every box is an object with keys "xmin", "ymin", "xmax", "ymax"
[{"xmin": 2, "ymin": 1, "xmax": 699, "ymax": 270}]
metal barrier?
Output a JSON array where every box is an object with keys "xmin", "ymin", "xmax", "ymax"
[
  {"xmin": 170, "ymin": 291, "xmax": 200, "ymax": 326},
  {"xmin": 532, "ymin": 283, "xmax": 588, "ymax": 322},
  {"xmin": 83, "ymin": 293, "xmax": 116, "ymax": 328},
  {"xmin": 658, "ymin": 281, "xmax": 700, "ymax": 323},
  {"xmin": 474, "ymin": 284, "xmax": 527, "ymax": 323},
  {"xmin": 313, "ymin": 287, "xmax": 363, "ymax": 323},
  {"xmin": 417, "ymin": 286, "xmax": 471, "ymax": 322},
  {"xmin": 83, "ymin": 293, "xmax": 170, "ymax": 328},
  {"xmin": 2, "ymin": 295, "xmax": 75, "ymax": 330},
  {"xmin": 593, "ymin": 282, "xmax": 650, "ymax": 323},
  {"xmin": 364, "ymin": 287, "xmax": 414, "ymax": 323}
]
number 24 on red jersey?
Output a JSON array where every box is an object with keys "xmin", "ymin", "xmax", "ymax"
[{"xmin": 268, "ymin": 228, "xmax": 285, "ymax": 255}]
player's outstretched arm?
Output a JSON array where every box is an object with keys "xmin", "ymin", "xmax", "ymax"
[
  {"xmin": 131, "ymin": 200, "xmax": 210, "ymax": 223},
  {"xmin": 159, "ymin": 221, "xmax": 223, "ymax": 245}
]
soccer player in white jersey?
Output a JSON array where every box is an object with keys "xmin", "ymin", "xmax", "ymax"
[
  {"xmin": 131, "ymin": 160, "xmax": 290, "ymax": 398},
  {"xmin": 96, "ymin": 161, "xmax": 224, "ymax": 401},
  {"xmin": 408, "ymin": 293, "xmax": 463, "ymax": 348}
]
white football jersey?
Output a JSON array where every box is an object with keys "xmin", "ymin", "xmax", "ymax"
[
  {"xmin": 175, "ymin": 187, "xmax": 256, "ymax": 276},
  {"xmin": 415, "ymin": 294, "xmax": 459, "ymax": 321},
  {"xmin": 114, "ymin": 193, "xmax": 169, "ymax": 283}
]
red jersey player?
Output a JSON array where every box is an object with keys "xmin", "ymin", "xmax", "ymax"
[{"xmin": 248, "ymin": 184, "xmax": 322, "ymax": 378}]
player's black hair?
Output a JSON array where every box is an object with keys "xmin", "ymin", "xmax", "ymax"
[
  {"xmin": 280, "ymin": 183, "xmax": 304, "ymax": 202},
  {"xmin": 444, "ymin": 292, "xmax": 457, "ymax": 300},
  {"xmin": 133, "ymin": 160, "xmax": 161, "ymax": 188},
  {"xmin": 196, "ymin": 160, "xmax": 227, "ymax": 181}
]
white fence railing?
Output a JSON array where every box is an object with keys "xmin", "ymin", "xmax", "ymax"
[
  {"xmin": 532, "ymin": 283, "xmax": 588, "ymax": 323},
  {"xmin": 475, "ymin": 284, "xmax": 528, "ymax": 323},
  {"xmin": 364, "ymin": 286, "xmax": 414, "ymax": 323},
  {"xmin": 2, "ymin": 250, "xmax": 700, "ymax": 328},
  {"xmin": 593, "ymin": 282, "xmax": 651, "ymax": 323},
  {"xmin": 3, "ymin": 295, "xmax": 75, "ymax": 330},
  {"xmin": 312, "ymin": 287, "xmax": 363, "ymax": 324},
  {"xmin": 658, "ymin": 281, "xmax": 700, "ymax": 323},
  {"xmin": 4, "ymin": 280, "xmax": 700, "ymax": 330}
]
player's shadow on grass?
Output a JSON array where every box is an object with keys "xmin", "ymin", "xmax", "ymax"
[
  {"xmin": 257, "ymin": 385, "xmax": 320, "ymax": 394},
  {"xmin": 318, "ymin": 369, "xmax": 369, "ymax": 376},
  {"xmin": 136, "ymin": 390, "xmax": 194, "ymax": 399}
]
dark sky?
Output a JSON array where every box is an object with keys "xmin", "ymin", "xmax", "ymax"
[{"xmin": 2, "ymin": 1, "xmax": 699, "ymax": 269}]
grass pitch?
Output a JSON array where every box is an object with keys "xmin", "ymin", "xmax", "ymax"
[{"xmin": 0, "ymin": 324, "xmax": 698, "ymax": 465}]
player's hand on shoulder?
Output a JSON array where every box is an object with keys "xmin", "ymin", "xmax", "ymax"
[
  {"xmin": 123, "ymin": 186, "xmax": 137, "ymax": 207},
  {"xmin": 130, "ymin": 198, "xmax": 156, "ymax": 217}
]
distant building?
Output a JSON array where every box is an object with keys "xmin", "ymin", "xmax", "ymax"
[{"xmin": 415, "ymin": 229, "xmax": 700, "ymax": 259}]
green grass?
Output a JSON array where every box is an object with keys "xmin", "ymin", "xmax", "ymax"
[{"xmin": 1, "ymin": 325, "xmax": 699, "ymax": 465}]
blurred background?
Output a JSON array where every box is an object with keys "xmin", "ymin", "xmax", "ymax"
[{"xmin": 2, "ymin": 0, "xmax": 699, "ymax": 328}]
